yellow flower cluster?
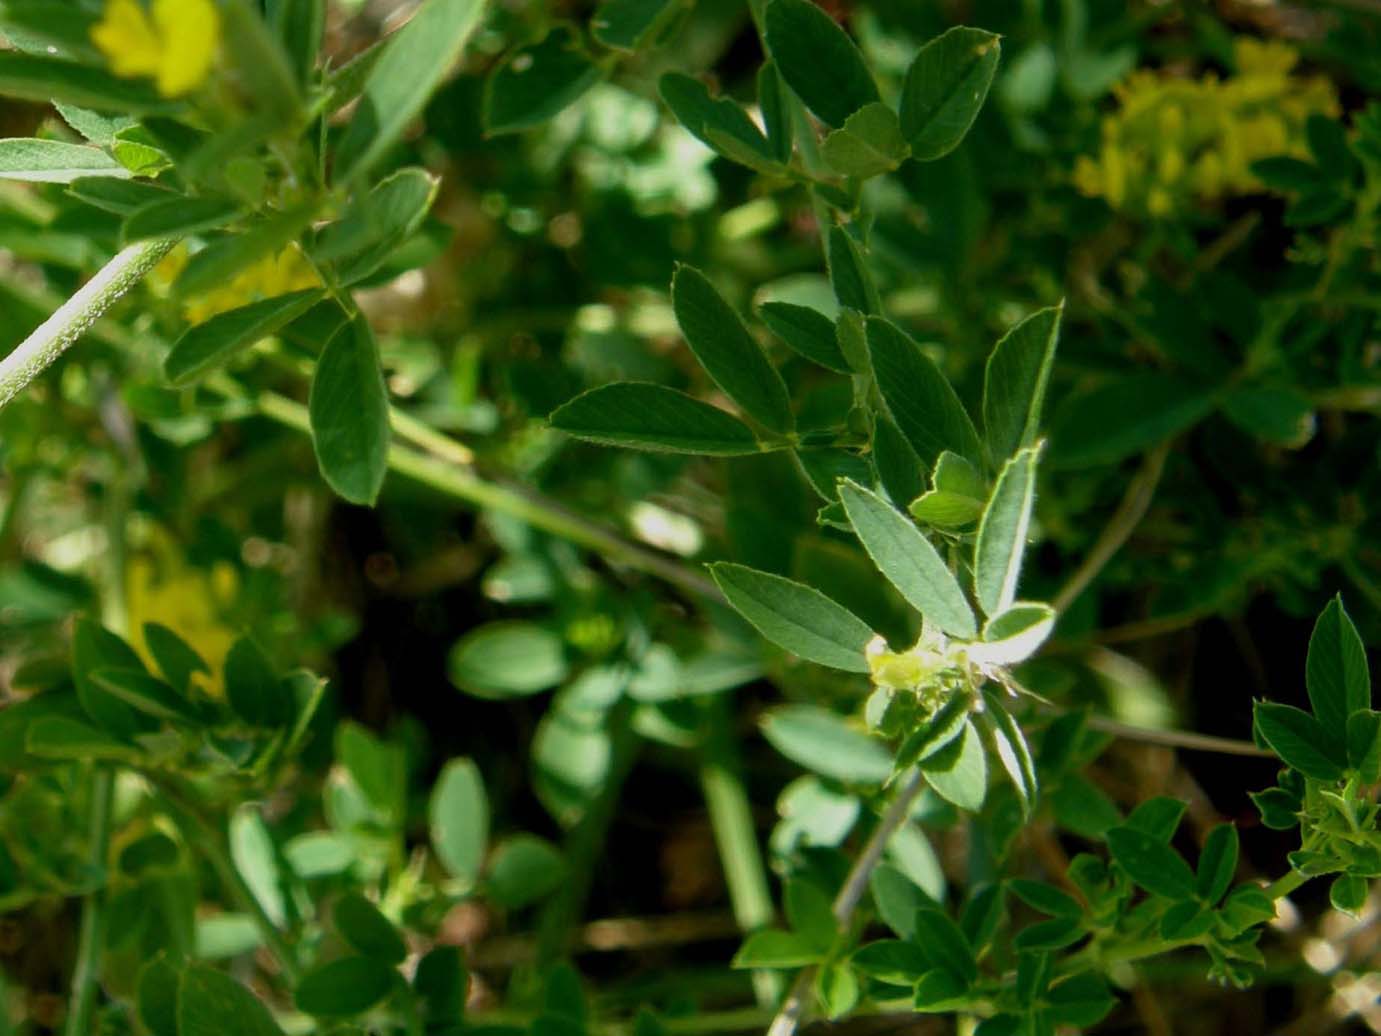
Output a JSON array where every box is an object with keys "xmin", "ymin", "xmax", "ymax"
[
  {"xmin": 155, "ymin": 243, "xmax": 321, "ymax": 324},
  {"xmin": 1073, "ymin": 38, "xmax": 1339, "ymax": 217},
  {"xmin": 126, "ymin": 546, "xmax": 240, "ymax": 696},
  {"xmin": 91, "ymin": 0, "xmax": 220, "ymax": 98}
]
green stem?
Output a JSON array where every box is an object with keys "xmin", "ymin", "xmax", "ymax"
[
  {"xmin": 699, "ymin": 700, "xmax": 780, "ymax": 1007},
  {"xmin": 534, "ymin": 704, "xmax": 641, "ymax": 969},
  {"xmin": 766, "ymin": 769, "xmax": 927, "ymax": 1036},
  {"xmin": 154, "ymin": 779, "xmax": 303, "ymax": 984},
  {"xmin": 1263, "ymin": 869, "xmax": 1307, "ymax": 902},
  {"xmin": 207, "ymin": 375, "xmax": 722, "ymax": 602},
  {"xmin": 0, "ymin": 239, "xmax": 176, "ymax": 411},
  {"xmin": 63, "ymin": 768, "xmax": 114, "ymax": 1036}
]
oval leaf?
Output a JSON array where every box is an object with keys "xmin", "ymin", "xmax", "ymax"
[
  {"xmin": 709, "ymin": 562, "xmax": 874, "ymax": 672},
  {"xmin": 973, "ymin": 446, "xmax": 1039, "ymax": 618},
  {"xmin": 309, "ymin": 318, "xmax": 391, "ymax": 505},
  {"xmin": 899, "ymin": 26, "xmax": 1001, "ymax": 160},
  {"xmin": 838, "ymin": 479, "xmax": 976, "ymax": 639},
  {"xmin": 550, "ymin": 382, "xmax": 761, "ymax": 455}
]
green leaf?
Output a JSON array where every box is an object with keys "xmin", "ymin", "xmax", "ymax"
[
  {"xmin": 899, "ymin": 26, "xmax": 1001, "ymax": 160},
  {"xmin": 550, "ymin": 383, "xmax": 761, "ymax": 455},
  {"xmin": 761, "ymin": 704, "xmax": 891, "ymax": 783},
  {"xmin": 121, "ymin": 196, "xmax": 241, "ymax": 244},
  {"xmin": 873, "ymin": 416, "xmax": 926, "ymax": 510},
  {"xmin": 1254, "ymin": 702, "xmax": 1346, "ymax": 781},
  {"xmin": 968, "ymin": 602, "xmax": 1054, "ymax": 666},
  {"xmin": 827, "ymin": 226, "xmax": 881, "ymax": 315},
  {"xmin": 896, "ymin": 695, "xmax": 971, "ymax": 770},
  {"xmin": 338, "ymin": 722, "xmax": 406, "ymax": 824},
  {"xmin": 68, "ymin": 176, "xmax": 173, "ymax": 215},
  {"xmin": 0, "ymin": 53, "xmax": 174, "ymax": 114},
  {"xmin": 89, "ymin": 668, "xmax": 199, "ymax": 724},
  {"xmin": 164, "ymin": 290, "xmax": 323, "ymax": 387},
  {"xmin": 973, "ymin": 446, "xmax": 1039, "ymax": 618},
  {"xmin": 732, "ymin": 929, "xmax": 821, "ymax": 968},
  {"xmin": 483, "ymin": 27, "xmax": 602, "ymax": 135},
  {"xmin": 909, "ymin": 490, "xmax": 983, "ymax": 530},
  {"xmin": 267, "ymin": 0, "xmax": 325, "ymax": 85},
  {"xmin": 1347, "ymin": 709, "xmax": 1381, "ymax": 783},
  {"xmin": 178, "ymin": 967, "xmax": 285, "ymax": 1036},
  {"xmin": 1105, "ymin": 826, "xmax": 1197, "ymax": 900},
  {"xmin": 837, "ymin": 479, "xmax": 976, "ymax": 638},
  {"xmin": 785, "ymin": 879, "xmax": 836, "ymax": 950},
  {"xmin": 672, "ymin": 265, "xmax": 793, "ymax": 434},
  {"xmin": 25, "ymin": 715, "xmax": 140, "ymax": 762},
  {"xmin": 815, "ymin": 962, "xmax": 860, "ymax": 1019},
  {"xmin": 0, "ymin": 138, "xmax": 127, "ymax": 183},
  {"xmin": 979, "ymin": 691, "xmax": 1038, "ymax": 814},
  {"xmin": 448, "ymin": 621, "xmax": 568, "ymax": 698},
  {"xmin": 224, "ymin": 636, "xmax": 290, "ymax": 728},
  {"xmin": 173, "ymin": 203, "xmax": 317, "ymax": 298},
  {"xmin": 295, "ymin": 956, "xmax": 396, "ymax": 1017},
  {"xmin": 315, "ymin": 168, "xmax": 438, "ymax": 286},
  {"xmin": 591, "ymin": 0, "xmax": 678, "ymax": 49},
  {"xmin": 487, "ymin": 834, "xmax": 566, "ymax": 908},
  {"xmin": 333, "ymin": 0, "xmax": 485, "ymax": 178},
  {"xmin": 759, "ymin": 301, "xmax": 850, "ymax": 374},
  {"xmin": 758, "ymin": 61, "xmax": 793, "ymax": 163},
  {"xmin": 414, "ymin": 947, "xmax": 467, "ymax": 1027},
  {"xmin": 1306, "ymin": 596, "xmax": 1370, "ymax": 746},
  {"xmin": 658, "ymin": 73, "xmax": 778, "ymax": 173},
  {"xmin": 1008, "ymin": 879, "xmax": 1080, "ymax": 917},
  {"xmin": 1221, "ymin": 385, "xmax": 1315, "ymax": 447},
  {"xmin": 1045, "ymin": 972, "xmax": 1115, "ymax": 1028},
  {"xmin": 1329, "ymin": 874, "xmax": 1368, "ymax": 917},
  {"xmin": 983, "ymin": 306, "xmax": 1061, "ymax": 465},
  {"xmin": 1050, "ymin": 376, "xmax": 1215, "ymax": 468},
  {"xmin": 1124, "ymin": 796, "xmax": 1185, "ymax": 842},
  {"xmin": 912, "ymin": 907, "xmax": 978, "ymax": 984},
  {"xmin": 822, "ymin": 103, "xmax": 909, "ymax": 178},
  {"xmin": 921, "ymin": 719, "xmax": 987, "ymax": 812},
  {"xmin": 709, "ymin": 563, "xmax": 876, "ymax": 673},
  {"xmin": 430, "ymin": 757, "xmax": 489, "ymax": 886},
  {"xmin": 912, "ymin": 968, "xmax": 970, "ymax": 1011},
  {"xmin": 867, "ymin": 316, "xmax": 982, "ymax": 467},
  {"xmin": 335, "ymin": 893, "xmax": 407, "ymax": 964},
  {"xmin": 309, "ymin": 318, "xmax": 391, "ymax": 505},
  {"xmin": 142, "ymin": 623, "xmax": 210, "ymax": 694},
  {"xmin": 1012, "ymin": 916, "xmax": 1084, "ymax": 953},
  {"xmin": 1195, "ymin": 824, "xmax": 1239, "ymax": 905},
  {"xmin": 764, "ymin": 0, "xmax": 879, "ymax": 128},
  {"xmin": 1250, "ymin": 155, "xmax": 1323, "ymax": 192},
  {"xmin": 136, "ymin": 957, "xmax": 181, "ymax": 1036},
  {"xmin": 851, "ymin": 940, "xmax": 930, "ymax": 985},
  {"xmin": 0, "ymin": 4, "xmax": 101, "ymax": 62},
  {"xmin": 73, "ymin": 618, "xmax": 153, "ymax": 739}
]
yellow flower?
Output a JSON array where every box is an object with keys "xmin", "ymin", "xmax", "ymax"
[
  {"xmin": 91, "ymin": 0, "xmax": 220, "ymax": 98},
  {"xmin": 1074, "ymin": 36, "xmax": 1339, "ymax": 218},
  {"xmin": 151, "ymin": 242, "xmax": 321, "ymax": 324},
  {"xmin": 127, "ymin": 547, "xmax": 240, "ymax": 697}
]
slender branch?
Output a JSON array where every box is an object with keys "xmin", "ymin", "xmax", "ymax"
[
  {"xmin": 1079, "ymin": 713, "xmax": 1271, "ymax": 758},
  {"xmin": 700, "ymin": 699, "xmax": 781, "ymax": 1007},
  {"xmin": 0, "ymin": 239, "xmax": 176, "ymax": 410},
  {"xmin": 63, "ymin": 768, "xmax": 113, "ymax": 1036},
  {"xmin": 1052, "ymin": 443, "xmax": 1170, "ymax": 616},
  {"xmin": 766, "ymin": 769, "xmax": 927, "ymax": 1036},
  {"xmin": 207, "ymin": 374, "xmax": 723, "ymax": 602}
]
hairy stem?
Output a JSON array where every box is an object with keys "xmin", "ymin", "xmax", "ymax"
[
  {"xmin": 0, "ymin": 239, "xmax": 176, "ymax": 411},
  {"xmin": 766, "ymin": 769, "xmax": 927, "ymax": 1036}
]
